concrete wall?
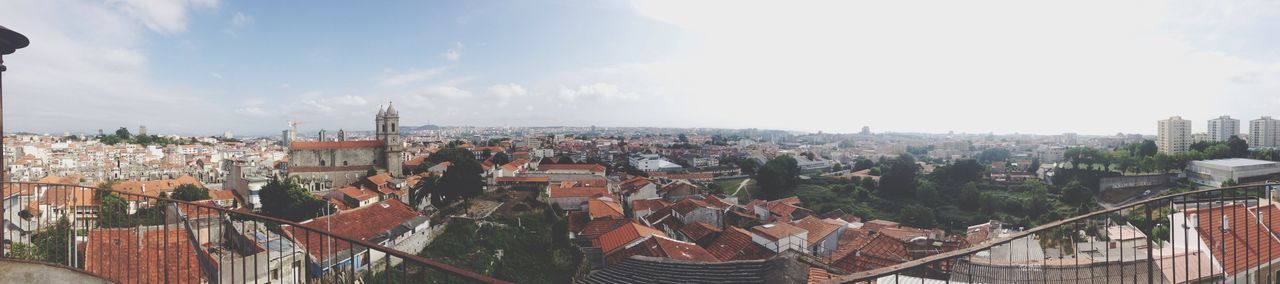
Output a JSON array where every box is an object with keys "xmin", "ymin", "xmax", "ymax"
[
  {"xmin": 1099, "ymin": 174, "xmax": 1175, "ymax": 192},
  {"xmin": 290, "ymin": 147, "xmax": 382, "ymax": 169}
]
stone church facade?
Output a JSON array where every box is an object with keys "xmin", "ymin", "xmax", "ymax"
[{"xmin": 288, "ymin": 104, "xmax": 405, "ymax": 191}]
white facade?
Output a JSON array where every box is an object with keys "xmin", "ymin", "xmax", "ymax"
[
  {"xmin": 1208, "ymin": 116, "xmax": 1240, "ymax": 142},
  {"xmin": 1186, "ymin": 158, "xmax": 1280, "ymax": 186},
  {"xmin": 1250, "ymin": 116, "xmax": 1280, "ymax": 149},
  {"xmin": 1158, "ymin": 116, "xmax": 1192, "ymax": 154}
]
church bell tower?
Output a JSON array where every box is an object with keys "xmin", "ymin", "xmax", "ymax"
[{"xmin": 377, "ymin": 103, "xmax": 404, "ymax": 177}]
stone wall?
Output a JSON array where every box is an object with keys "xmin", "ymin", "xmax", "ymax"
[{"xmin": 1099, "ymin": 174, "xmax": 1175, "ymax": 192}]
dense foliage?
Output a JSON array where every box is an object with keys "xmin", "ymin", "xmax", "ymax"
[{"xmin": 260, "ymin": 177, "xmax": 335, "ymax": 221}]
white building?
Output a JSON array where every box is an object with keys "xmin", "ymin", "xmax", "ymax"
[
  {"xmin": 628, "ymin": 154, "xmax": 684, "ymax": 172},
  {"xmin": 1186, "ymin": 158, "xmax": 1280, "ymax": 186},
  {"xmin": 1249, "ymin": 116, "xmax": 1280, "ymax": 149},
  {"xmin": 1208, "ymin": 115, "xmax": 1240, "ymax": 142},
  {"xmin": 1157, "ymin": 116, "xmax": 1192, "ymax": 154}
]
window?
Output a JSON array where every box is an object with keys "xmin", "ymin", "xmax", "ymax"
[
  {"xmin": 320, "ymin": 160, "xmax": 326, "ymax": 166},
  {"xmin": 343, "ymin": 161, "xmax": 348, "ymax": 166},
  {"xmin": 271, "ymin": 268, "xmax": 280, "ymax": 280}
]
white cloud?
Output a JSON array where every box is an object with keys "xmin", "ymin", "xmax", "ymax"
[
  {"xmin": 106, "ymin": 0, "xmax": 219, "ymax": 34},
  {"xmin": 418, "ymin": 86, "xmax": 473, "ymax": 98},
  {"xmin": 224, "ymin": 11, "xmax": 253, "ymax": 36},
  {"xmin": 443, "ymin": 42, "xmax": 463, "ymax": 61},
  {"xmin": 230, "ymin": 11, "xmax": 252, "ymax": 28},
  {"xmin": 377, "ymin": 67, "xmax": 447, "ymax": 87},
  {"xmin": 626, "ymin": 0, "xmax": 1280, "ymax": 134},
  {"xmin": 558, "ymin": 83, "xmax": 636, "ymax": 102},
  {"xmin": 210, "ymin": 72, "xmax": 223, "ymax": 79},
  {"xmin": 490, "ymin": 83, "xmax": 527, "ymax": 98}
]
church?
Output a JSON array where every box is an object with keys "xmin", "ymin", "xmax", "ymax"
[{"xmin": 287, "ymin": 104, "xmax": 405, "ymax": 191}]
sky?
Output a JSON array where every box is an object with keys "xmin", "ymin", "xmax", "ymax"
[{"xmin": 2, "ymin": 0, "xmax": 1280, "ymax": 136}]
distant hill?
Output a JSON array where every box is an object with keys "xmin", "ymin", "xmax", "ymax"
[{"xmin": 402, "ymin": 124, "xmax": 441, "ymax": 131}]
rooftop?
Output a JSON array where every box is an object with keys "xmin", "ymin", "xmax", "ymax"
[{"xmin": 1192, "ymin": 158, "xmax": 1279, "ymax": 168}]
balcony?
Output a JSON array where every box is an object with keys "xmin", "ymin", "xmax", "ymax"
[
  {"xmin": 1, "ymin": 182, "xmax": 508, "ymax": 283},
  {"xmin": 829, "ymin": 182, "xmax": 1280, "ymax": 283}
]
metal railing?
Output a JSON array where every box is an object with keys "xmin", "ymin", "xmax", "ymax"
[
  {"xmin": 829, "ymin": 182, "xmax": 1280, "ymax": 283},
  {"xmin": 1, "ymin": 182, "xmax": 509, "ymax": 284}
]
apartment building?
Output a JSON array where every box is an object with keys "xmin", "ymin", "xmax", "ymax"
[
  {"xmin": 1157, "ymin": 116, "xmax": 1192, "ymax": 154},
  {"xmin": 1207, "ymin": 115, "xmax": 1239, "ymax": 142}
]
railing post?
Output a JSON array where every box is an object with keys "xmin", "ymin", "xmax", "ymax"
[{"xmin": 1146, "ymin": 202, "xmax": 1155, "ymax": 284}]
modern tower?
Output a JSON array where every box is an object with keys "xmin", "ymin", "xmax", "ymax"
[
  {"xmin": 1207, "ymin": 115, "xmax": 1239, "ymax": 142},
  {"xmin": 1157, "ymin": 116, "xmax": 1192, "ymax": 154}
]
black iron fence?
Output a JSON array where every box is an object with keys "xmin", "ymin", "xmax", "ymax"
[
  {"xmin": 1, "ymin": 182, "xmax": 509, "ymax": 284},
  {"xmin": 830, "ymin": 182, "xmax": 1280, "ymax": 283}
]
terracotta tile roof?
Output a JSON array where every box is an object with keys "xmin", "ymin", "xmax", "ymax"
[
  {"xmin": 338, "ymin": 186, "xmax": 378, "ymax": 202},
  {"xmin": 833, "ymin": 233, "xmax": 912, "ymax": 273},
  {"xmin": 619, "ymin": 177, "xmax": 654, "ymax": 194},
  {"xmin": 588, "ymin": 198, "xmax": 625, "ymax": 219},
  {"xmin": 366, "ymin": 173, "xmax": 393, "ymax": 187},
  {"xmin": 538, "ymin": 163, "xmax": 607, "ymax": 173},
  {"xmin": 607, "ymin": 236, "xmax": 719, "ymax": 264},
  {"xmin": 703, "ymin": 227, "xmax": 776, "ymax": 261},
  {"xmin": 282, "ymin": 199, "xmax": 423, "ymax": 260},
  {"xmin": 792, "ymin": 216, "xmax": 840, "ymax": 247},
  {"xmin": 678, "ymin": 222, "xmax": 721, "ymax": 243},
  {"xmin": 208, "ymin": 189, "xmax": 237, "ymax": 202},
  {"xmin": 830, "ymin": 228, "xmax": 873, "ymax": 262},
  {"xmin": 501, "ymin": 159, "xmax": 528, "ymax": 171},
  {"xmin": 290, "ymin": 140, "xmax": 384, "ymax": 150},
  {"xmin": 85, "ymin": 228, "xmax": 205, "ymax": 283},
  {"xmin": 111, "ymin": 175, "xmax": 205, "ymax": 197},
  {"xmin": 1183, "ymin": 203, "xmax": 1280, "ymax": 276},
  {"xmin": 577, "ymin": 218, "xmax": 631, "ymax": 240},
  {"xmin": 631, "ymin": 199, "xmax": 671, "ymax": 213},
  {"xmin": 548, "ymin": 183, "xmax": 609, "ymax": 199},
  {"xmin": 595, "ymin": 221, "xmax": 666, "ymax": 254},
  {"xmin": 807, "ymin": 267, "xmax": 835, "ymax": 284},
  {"xmin": 36, "ymin": 175, "xmax": 81, "ymax": 185},
  {"xmin": 751, "ymin": 222, "xmax": 807, "ymax": 241},
  {"xmin": 494, "ymin": 176, "xmax": 551, "ymax": 183}
]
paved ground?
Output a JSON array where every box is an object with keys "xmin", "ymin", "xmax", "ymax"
[{"xmin": 0, "ymin": 260, "xmax": 111, "ymax": 284}]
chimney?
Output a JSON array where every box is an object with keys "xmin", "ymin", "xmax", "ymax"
[
  {"xmin": 1186, "ymin": 214, "xmax": 1198, "ymax": 229},
  {"xmin": 1222, "ymin": 216, "xmax": 1231, "ymax": 232}
]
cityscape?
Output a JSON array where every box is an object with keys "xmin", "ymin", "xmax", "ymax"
[{"xmin": 4, "ymin": 1, "xmax": 1280, "ymax": 284}]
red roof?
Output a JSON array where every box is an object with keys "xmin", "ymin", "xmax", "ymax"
[
  {"xmin": 1186, "ymin": 203, "xmax": 1280, "ymax": 275},
  {"xmin": 538, "ymin": 163, "xmax": 607, "ymax": 173},
  {"xmin": 290, "ymin": 140, "xmax": 384, "ymax": 150},
  {"xmin": 792, "ymin": 216, "xmax": 841, "ymax": 247},
  {"xmin": 549, "ymin": 184, "xmax": 609, "ymax": 199},
  {"xmin": 751, "ymin": 222, "xmax": 807, "ymax": 241},
  {"xmin": 588, "ymin": 198, "xmax": 625, "ymax": 219},
  {"xmin": 607, "ymin": 236, "xmax": 719, "ymax": 264},
  {"xmin": 595, "ymin": 221, "xmax": 666, "ymax": 254},
  {"xmin": 678, "ymin": 222, "xmax": 721, "ymax": 242},
  {"xmin": 577, "ymin": 218, "xmax": 631, "ymax": 240},
  {"xmin": 86, "ymin": 228, "xmax": 205, "ymax": 283},
  {"xmin": 495, "ymin": 176, "xmax": 551, "ymax": 183},
  {"xmin": 631, "ymin": 199, "xmax": 671, "ymax": 213},
  {"xmin": 833, "ymin": 234, "xmax": 911, "ymax": 273},
  {"xmin": 703, "ymin": 227, "xmax": 776, "ymax": 261},
  {"xmin": 282, "ymin": 199, "xmax": 422, "ymax": 260},
  {"xmin": 339, "ymin": 186, "xmax": 379, "ymax": 202}
]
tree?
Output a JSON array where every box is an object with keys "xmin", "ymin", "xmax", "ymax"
[
  {"xmin": 932, "ymin": 159, "xmax": 983, "ymax": 185},
  {"xmin": 260, "ymin": 176, "xmax": 335, "ymax": 221},
  {"xmin": 31, "ymin": 217, "xmax": 72, "ymax": 264},
  {"xmin": 491, "ymin": 152, "xmax": 512, "ymax": 166},
  {"xmin": 879, "ymin": 154, "xmax": 919, "ymax": 198},
  {"xmin": 438, "ymin": 158, "xmax": 485, "ymax": 206},
  {"xmin": 978, "ymin": 148, "xmax": 1011, "ymax": 163},
  {"xmin": 756, "ymin": 156, "xmax": 800, "ymax": 199},
  {"xmin": 1027, "ymin": 158, "xmax": 1041, "ymax": 174},
  {"xmin": 1228, "ymin": 136, "xmax": 1250, "ymax": 158},
  {"xmin": 958, "ymin": 183, "xmax": 980, "ymax": 210},
  {"xmin": 860, "ymin": 177, "xmax": 878, "ymax": 191},
  {"xmin": 899, "ymin": 204, "xmax": 936, "ymax": 228},
  {"xmin": 677, "ymin": 134, "xmax": 689, "ymax": 143},
  {"xmin": 1137, "ymin": 140, "xmax": 1158, "ymax": 157},
  {"xmin": 114, "ymin": 127, "xmax": 131, "ymax": 140},
  {"xmin": 170, "ymin": 184, "xmax": 210, "ymax": 201},
  {"xmin": 1061, "ymin": 181, "xmax": 1093, "ymax": 206},
  {"xmin": 853, "ymin": 158, "xmax": 875, "ymax": 172}
]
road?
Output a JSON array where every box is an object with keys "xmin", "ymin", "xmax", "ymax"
[{"xmin": 730, "ymin": 178, "xmax": 751, "ymax": 199}]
